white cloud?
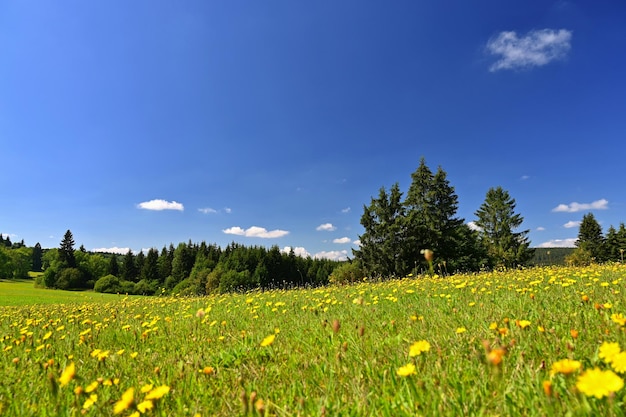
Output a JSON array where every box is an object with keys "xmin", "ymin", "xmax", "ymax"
[
  {"xmin": 536, "ymin": 227, "xmax": 546, "ymax": 231},
  {"xmin": 137, "ymin": 199, "xmax": 184, "ymax": 211},
  {"xmin": 521, "ymin": 175, "xmax": 530, "ymax": 180},
  {"xmin": 223, "ymin": 226, "xmax": 289, "ymax": 238},
  {"xmin": 198, "ymin": 207, "xmax": 217, "ymax": 214},
  {"xmin": 281, "ymin": 246, "xmax": 311, "ymax": 257},
  {"xmin": 341, "ymin": 207, "xmax": 351, "ymax": 213},
  {"xmin": 224, "ymin": 207, "xmax": 232, "ymax": 214},
  {"xmin": 564, "ymin": 220, "xmax": 580, "ymax": 229},
  {"xmin": 92, "ymin": 247, "xmax": 131, "ymax": 255},
  {"xmin": 486, "ymin": 29, "xmax": 572, "ymax": 72},
  {"xmin": 333, "ymin": 237, "xmax": 351, "ymax": 244},
  {"xmin": 552, "ymin": 199, "xmax": 609, "ymax": 213},
  {"xmin": 467, "ymin": 221, "xmax": 482, "ymax": 231},
  {"xmin": 537, "ymin": 238, "xmax": 577, "ymax": 248},
  {"xmin": 353, "ymin": 239, "xmax": 361, "ymax": 246},
  {"xmin": 314, "ymin": 250, "xmax": 349, "ymax": 261},
  {"xmin": 316, "ymin": 223, "xmax": 336, "ymax": 232}
]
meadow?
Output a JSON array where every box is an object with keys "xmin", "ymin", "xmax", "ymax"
[{"xmin": 2, "ymin": 265, "xmax": 626, "ymax": 416}]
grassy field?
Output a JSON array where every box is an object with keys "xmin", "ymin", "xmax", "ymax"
[
  {"xmin": 0, "ymin": 279, "xmax": 130, "ymax": 306},
  {"xmin": 2, "ymin": 265, "xmax": 626, "ymax": 416}
]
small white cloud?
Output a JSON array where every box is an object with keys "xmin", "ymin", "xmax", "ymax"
[
  {"xmin": 333, "ymin": 237, "xmax": 351, "ymax": 244},
  {"xmin": 521, "ymin": 175, "xmax": 530, "ymax": 180},
  {"xmin": 198, "ymin": 207, "xmax": 217, "ymax": 214},
  {"xmin": 92, "ymin": 247, "xmax": 131, "ymax": 255},
  {"xmin": 353, "ymin": 239, "xmax": 361, "ymax": 246},
  {"xmin": 564, "ymin": 220, "xmax": 580, "ymax": 228},
  {"xmin": 281, "ymin": 246, "xmax": 311, "ymax": 257},
  {"xmin": 137, "ymin": 199, "xmax": 184, "ymax": 211},
  {"xmin": 537, "ymin": 238, "xmax": 577, "ymax": 248},
  {"xmin": 316, "ymin": 223, "xmax": 336, "ymax": 232},
  {"xmin": 552, "ymin": 199, "xmax": 609, "ymax": 213},
  {"xmin": 467, "ymin": 221, "xmax": 482, "ymax": 231},
  {"xmin": 341, "ymin": 207, "xmax": 351, "ymax": 213},
  {"xmin": 223, "ymin": 226, "xmax": 289, "ymax": 238},
  {"xmin": 224, "ymin": 207, "xmax": 232, "ymax": 214},
  {"xmin": 536, "ymin": 226, "xmax": 546, "ymax": 231},
  {"xmin": 486, "ymin": 28, "xmax": 572, "ymax": 72},
  {"xmin": 314, "ymin": 250, "xmax": 349, "ymax": 261}
]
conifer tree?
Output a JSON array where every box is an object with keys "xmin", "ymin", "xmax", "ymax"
[
  {"xmin": 576, "ymin": 213, "xmax": 605, "ymax": 261},
  {"xmin": 474, "ymin": 187, "xmax": 533, "ymax": 268},
  {"xmin": 59, "ymin": 230, "xmax": 76, "ymax": 268}
]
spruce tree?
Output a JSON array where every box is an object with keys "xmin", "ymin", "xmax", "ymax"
[
  {"xmin": 32, "ymin": 243, "xmax": 43, "ymax": 272},
  {"xmin": 576, "ymin": 213, "xmax": 605, "ymax": 261},
  {"xmin": 354, "ymin": 183, "xmax": 405, "ymax": 277},
  {"xmin": 59, "ymin": 230, "xmax": 76, "ymax": 268},
  {"xmin": 474, "ymin": 187, "xmax": 533, "ymax": 268}
]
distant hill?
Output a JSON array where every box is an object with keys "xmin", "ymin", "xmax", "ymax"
[{"xmin": 530, "ymin": 247, "xmax": 575, "ymax": 266}]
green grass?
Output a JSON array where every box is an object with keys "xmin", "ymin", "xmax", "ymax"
[
  {"xmin": 0, "ymin": 279, "xmax": 132, "ymax": 306},
  {"xmin": 2, "ymin": 265, "xmax": 626, "ymax": 416}
]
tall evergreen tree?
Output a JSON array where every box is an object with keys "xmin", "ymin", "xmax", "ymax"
[
  {"xmin": 576, "ymin": 213, "xmax": 605, "ymax": 261},
  {"xmin": 354, "ymin": 183, "xmax": 405, "ymax": 277},
  {"xmin": 141, "ymin": 248, "xmax": 160, "ymax": 282},
  {"xmin": 59, "ymin": 230, "xmax": 76, "ymax": 268},
  {"xmin": 122, "ymin": 250, "xmax": 138, "ymax": 282},
  {"xmin": 474, "ymin": 187, "xmax": 533, "ymax": 268},
  {"xmin": 32, "ymin": 242, "xmax": 43, "ymax": 272},
  {"xmin": 107, "ymin": 253, "xmax": 120, "ymax": 277}
]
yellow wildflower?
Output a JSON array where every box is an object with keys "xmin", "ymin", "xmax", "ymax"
[
  {"xmin": 144, "ymin": 385, "xmax": 170, "ymax": 400},
  {"xmin": 260, "ymin": 334, "xmax": 276, "ymax": 347},
  {"xmin": 599, "ymin": 342, "xmax": 621, "ymax": 364},
  {"xmin": 82, "ymin": 394, "xmax": 97, "ymax": 410},
  {"xmin": 59, "ymin": 362, "xmax": 76, "ymax": 387},
  {"xmin": 113, "ymin": 387, "xmax": 135, "ymax": 414},
  {"xmin": 456, "ymin": 327, "xmax": 467, "ymax": 334},
  {"xmin": 610, "ymin": 352, "xmax": 626, "ymax": 374},
  {"xmin": 409, "ymin": 340, "xmax": 431, "ymax": 357},
  {"xmin": 576, "ymin": 368, "xmax": 624, "ymax": 399},
  {"xmin": 611, "ymin": 313, "xmax": 626, "ymax": 326},
  {"xmin": 550, "ymin": 359, "xmax": 581, "ymax": 376},
  {"xmin": 136, "ymin": 400, "xmax": 153, "ymax": 413},
  {"xmin": 396, "ymin": 363, "xmax": 417, "ymax": 377}
]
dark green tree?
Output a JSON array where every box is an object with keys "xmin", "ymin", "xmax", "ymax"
[
  {"xmin": 354, "ymin": 183, "xmax": 405, "ymax": 277},
  {"xmin": 576, "ymin": 213, "xmax": 605, "ymax": 261},
  {"xmin": 107, "ymin": 254, "xmax": 120, "ymax": 277},
  {"xmin": 121, "ymin": 250, "xmax": 138, "ymax": 282},
  {"xmin": 59, "ymin": 230, "xmax": 76, "ymax": 268},
  {"xmin": 474, "ymin": 187, "xmax": 533, "ymax": 268},
  {"xmin": 32, "ymin": 242, "xmax": 43, "ymax": 272},
  {"xmin": 141, "ymin": 248, "xmax": 160, "ymax": 282}
]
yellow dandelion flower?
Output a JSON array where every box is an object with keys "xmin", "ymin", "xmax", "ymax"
[
  {"xmin": 113, "ymin": 387, "xmax": 135, "ymax": 414},
  {"xmin": 610, "ymin": 352, "xmax": 626, "ymax": 374},
  {"xmin": 456, "ymin": 327, "xmax": 467, "ymax": 334},
  {"xmin": 489, "ymin": 322, "xmax": 498, "ymax": 330},
  {"xmin": 82, "ymin": 394, "xmax": 97, "ymax": 410},
  {"xmin": 599, "ymin": 342, "xmax": 621, "ymax": 364},
  {"xmin": 516, "ymin": 320, "xmax": 531, "ymax": 329},
  {"xmin": 59, "ymin": 362, "xmax": 76, "ymax": 387},
  {"xmin": 576, "ymin": 368, "xmax": 624, "ymax": 399},
  {"xmin": 136, "ymin": 400, "xmax": 153, "ymax": 413},
  {"xmin": 409, "ymin": 340, "xmax": 431, "ymax": 357},
  {"xmin": 42, "ymin": 331, "xmax": 52, "ymax": 341},
  {"xmin": 611, "ymin": 313, "xmax": 626, "ymax": 326},
  {"xmin": 140, "ymin": 384, "xmax": 153, "ymax": 393},
  {"xmin": 85, "ymin": 381, "xmax": 99, "ymax": 393},
  {"xmin": 397, "ymin": 363, "xmax": 417, "ymax": 377},
  {"xmin": 550, "ymin": 359, "xmax": 581, "ymax": 376},
  {"xmin": 260, "ymin": 334, "xmax": 276, "ymax": 347},
  {"xmin": 144, "ymin": 385, "xmax": 170, "ymax": 400}
]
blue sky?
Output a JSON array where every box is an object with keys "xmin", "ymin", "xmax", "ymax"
[{"xmin": 2, "ymin": 1, "xmax": 625, "ymax": 260}]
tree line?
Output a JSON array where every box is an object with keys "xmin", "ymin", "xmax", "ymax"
[
  {"xmin": 567, "ymin": 213, "xmax": 626, "ymax": 265},
  {"xmin": 35, "ymin": 230, "xmax": 340, "ymax": 294},
  {"xmin": 351, "ymin": 158, "xmax": 534, "ymax": 279}
]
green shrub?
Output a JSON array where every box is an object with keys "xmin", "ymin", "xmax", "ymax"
[
  {"xmin": 94, "ymin": 274, "xmax": 121, "ymax": 293},
  {"xmin": 328, "ymin": 261, "xmax": 365, "ymax": 285}
]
